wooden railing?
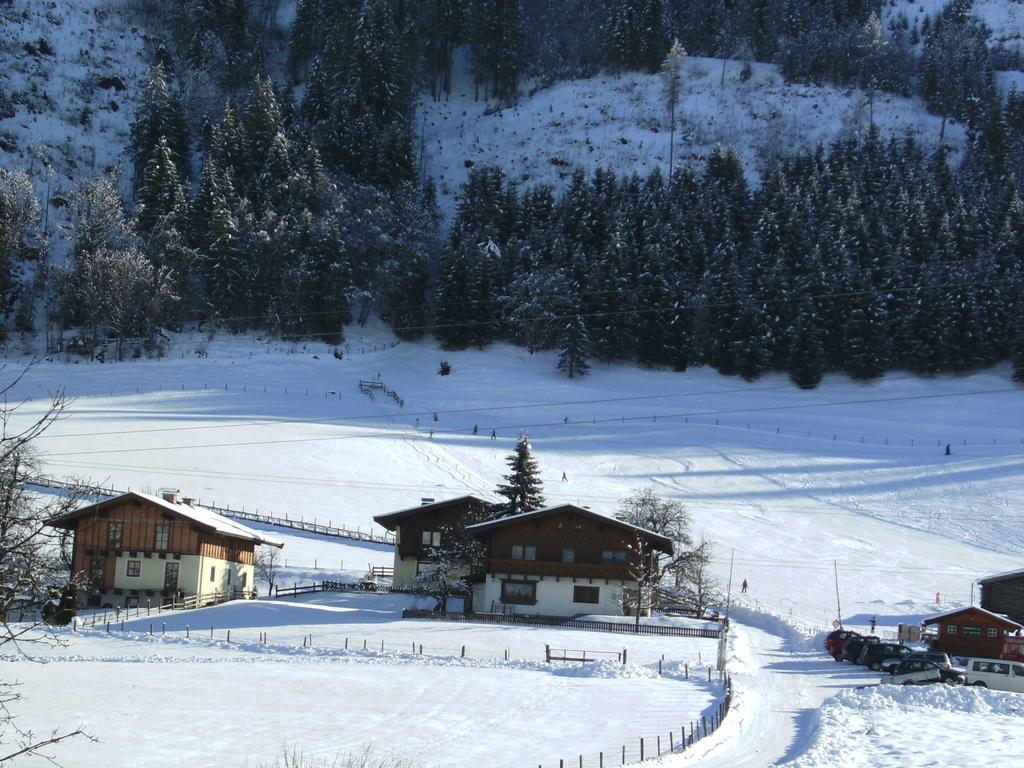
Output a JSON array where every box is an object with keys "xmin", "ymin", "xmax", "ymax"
[
  {"xmin": 401, "ymin": 609, "xmax": 723, "ymax": 638},
  {"xmin": 485, "ymin": 559, "xmax": 635, "ymax": 581},
  {"xmin": 273, "ymin": 580, "xmax": 421, "ymax": 600}
]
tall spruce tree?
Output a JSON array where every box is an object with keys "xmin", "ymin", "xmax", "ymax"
[
  {"xmin": 495, "ymin": 434, "xmax": 546, "ymax": 517},
  {"xmin": 557, "ymin": 314, "xmax": 592, "ymax": 378}
]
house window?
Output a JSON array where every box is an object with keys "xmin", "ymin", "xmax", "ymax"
[
  {"xmin": 126, "ymin": 560, "xmax": 141, "ymax": 577},
  {"xmin": 163, "ymin": 562, "xmax": 179, "ymax": 591},
  {"xmin": 421, "ymin": 531, "xmax": 441, "ymax": 547},
  {"xmin": 108, "ymin": 521, "xmax": 123, "ymax": 548},
  {"xmin": 227, "ymin": 569, "xmax": 232, "ymax": 585},
  {"xmin": 89, "ymin": 557, "xmax": 105, "ymax": 588},
  {"xmin": 562, "ymin": 548, "xmax": 575, "ymax": 563},
  {"xmin": 240, "ymin": 572, "xmax": 247, "ymax": 588},
  {"xmin": 209, "ymin": 566, "xmax": 216, "ymax": 582},
  {"xmin": 602, "ymin": 550, "xmax": 627, "ymax": 565},
  {"xmin": 988, "ymin": 627, "xmax": 999, "ymax": 638},
  {"xmin": 511, "ymin": 545, "xmax": 537, "ymax": 561},
  {"xmin": 946, "ymin": 624, "xmax": 958, "ymax": 635},
  {"xmin": 963, "ymin": 625, "xmax": 981, "ymax": 636},
  {"xmin": 501, "ymin": 580, "xmax": 537, "ymax": 605},
  {"xmin": 573, "ymin": 585, "xmax": 600, "ymax": 604},
  {"xmin": 154, "ymin": 523, "xmax": 170, "ymax": 550}
]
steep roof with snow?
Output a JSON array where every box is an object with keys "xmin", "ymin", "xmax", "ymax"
[
  {"xmin": 49, "ymin": 491, "xmax": 285, "ymax": 548},
  {"xmin": 978, "ymin": 568, "xmax": 1024, "ymax": 585},
  {"xmin": 373, "ymin": 495, "xmax": 494, "ymax": 531},
  {"xmin": 921, "ymin": 605, "xmax": 1022, "ymax": 629},
  {"xmin": 465, "ymin": 504, "xmax": 674, "ymax": 554}
]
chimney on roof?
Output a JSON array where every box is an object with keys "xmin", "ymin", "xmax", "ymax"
[
  {"xmin": 420, "ymin": 497, "xmax": 435, "ymax": 505},
  {"xmin": 182, "ymin": 497, "xmax": 196, "ymax": 507},
  {"xmin": 161, "ymin": 489, "xmax": 180, "ymax": 504}
]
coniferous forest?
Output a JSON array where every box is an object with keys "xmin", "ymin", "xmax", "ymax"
[{"xmin": 1, "ymin": 0, "xmax": 1023, "ymax": 385}]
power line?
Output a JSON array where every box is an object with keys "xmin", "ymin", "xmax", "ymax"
[
  {"xmin": 38, "ymin": 384, "xmax": 1024, "ymax": 458},
  {"xmin": 43, "ymin": 456, "xmax": 1024, "ymax": 522},
  {"xmin": 37, "ymin": 378, "xmax": 897, "ymax": 440}
]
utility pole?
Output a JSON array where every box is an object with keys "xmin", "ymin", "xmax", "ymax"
[
  {"xmin": 834, "ymin": 559, "xmax": 842, "ymax": 627},
  {"xmin": 725, "ymin": 548, "xmax": 735, "ymax": 619}
]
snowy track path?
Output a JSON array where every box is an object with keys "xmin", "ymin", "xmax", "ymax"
[{"xmin": 674, "ymin": 622, "xmax": 876, "ymax": 767}]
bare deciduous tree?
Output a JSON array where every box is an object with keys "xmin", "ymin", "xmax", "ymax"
[
  {"xmin": 675, "ymin": 537, "xmax": 723, "ymax": 618},
  {"xmin": 254, "ymin": 544, "xmax": 282, "ymax": 596},
  {"xmin": 0, "ymin": 363, "xmax": 96, "ymax": 762}
]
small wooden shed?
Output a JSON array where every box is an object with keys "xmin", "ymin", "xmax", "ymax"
[{"xmin": 922, "ymin": 606, "xmax": 1023, "ymax": 659}]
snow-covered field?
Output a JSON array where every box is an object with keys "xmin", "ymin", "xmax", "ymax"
[
  {"xmin": 10, "ymin": 325, "xmax": 1022, "ymax": 630},
  {"xmin": 4, "ymin": 327, "xmax": 1024, "ymax": 765},
  {"xmin": 8, "ymin": 595, "xmax": 724, "ymax": 768}
]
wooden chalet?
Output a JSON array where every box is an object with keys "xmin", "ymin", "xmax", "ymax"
[
  {"xmin": 922, "ymin": 605, "xmax": 1023, "ymax": 659},
  {"xmin": 372, "ymin": 495, "xmax": 494, "ymax": 588},
  {"xmin": 48, "ymin": 490, "xmax": 283, "ymax": 609},
  {"xmin": 465, "ymin": 504, "xmax": 673, "ymax": 618},
  {"xmin": 979, "ymin": 568, "xmax": 1024, "ymax": 625}
]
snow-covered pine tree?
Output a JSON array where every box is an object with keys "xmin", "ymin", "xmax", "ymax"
[
  {"xmin": 557, "ymin": 314, "xmax": 591, "ymax": 378},
  {"xmin": 495, "ymin": 434, "xmax": 546, "ymax": 517},
  {"xmin": 131, "ymin": 64, "xmax": 190, "ymax": 193},
  {"xmin": 137, "ymin": 136, "xmax": 189, "ymax": 234},
  {"xmin": 660, "ymin": 38, "xmax": 686, "ymax": 177},
  {"xmin": 788, "ymin": 294, "xmax": 826, "ymax": 389}
]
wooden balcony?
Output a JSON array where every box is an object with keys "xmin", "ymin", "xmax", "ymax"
[{"xmin": 484, "ymin": 558, "xmax": 635, "ymax": 581}]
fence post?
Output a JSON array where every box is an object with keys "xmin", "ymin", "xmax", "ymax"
[
  {"xmin": 640, "ymin": 737, "xmax": 644, "ymax": 761},
  {"xmin": 461, "ymin": 645, "xmax": 465, "ymax": 657},
  {"xmin": 186, "ymin": 625, "xmax": 189, "ymax": 638}
]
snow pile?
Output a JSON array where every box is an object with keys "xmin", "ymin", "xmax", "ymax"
[{"xmin": 780, "ymin": 685, "xmax": 1024, "ymax": 767}]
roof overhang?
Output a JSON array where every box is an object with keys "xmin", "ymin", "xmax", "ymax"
[
  {"xmin": 466, "ymin": 504, "xmax": 674, "ymax": 554},
  {"xmin": 373, "ymin": 495, "xmax": 493, "ymax": 531}
]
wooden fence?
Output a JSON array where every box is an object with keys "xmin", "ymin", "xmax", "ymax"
[
  {"xmin": 401, "ymin": 609, "xmax": 722, "ymax": 639},
  {"xmin": 538, "ymin": 675, "xmax": 733, "ymax": 767},
  {"xmin": 273, "ymin": 580, "xmax": 420, "ymax": 599}
]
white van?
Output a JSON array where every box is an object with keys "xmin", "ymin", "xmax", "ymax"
[{"xmin": 964, "ymin": 658, "xmax": 1024, "ymax": 693}]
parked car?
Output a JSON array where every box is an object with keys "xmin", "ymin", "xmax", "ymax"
[
  {"xmin": 841, "ymin": 635, "xmax": 879, "ymax": 663},
  {"xmin": 859, "ymin": 641, "xmax": 912, "ymax": 670},
  {"xmin": 885, "ymin": 659, "xmax": 967, "ymax": 686},
  {"xmin": 881, "ymin": 651, "xmax": 953, "ymax": 674},
  {"xmin": 825, "ymin": 629, "xmax": 861, "ymax": 660},
  {"xmin": 963, "ymin": 658, "xmax": 1024, "ymax": 693}
]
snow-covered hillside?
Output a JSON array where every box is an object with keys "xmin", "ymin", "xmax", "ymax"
[
  {"xmin": 420, "ymin": 51, "xmax": 965, "ymax": 218},
  {"xmin": 0, "ymin": 0, "xmax": 148, "ymax": 250},
  {"xmin": 888, "ymin": 0, "xmax": 1024, "ymax": 44}
]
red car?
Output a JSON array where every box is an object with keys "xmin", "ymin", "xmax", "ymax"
[{"xmin": 825, "ymin": 629, "xmax": 861, "ymax": 660}]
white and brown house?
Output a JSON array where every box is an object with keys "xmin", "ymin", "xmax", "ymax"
[
  {"xmin": 48, "ymin": 490, "xmax": 283, "ymax": 609},
  {"xmin": 466, "ymin": 504, "xmax": 673, "ymax": 617},
  {"xmin": 374, "ymin": 497, "xmax": 673, "ymax": 618},
  {"xmin": 372, "ymin": 495, "xmax": 493, "ymax": 588}
]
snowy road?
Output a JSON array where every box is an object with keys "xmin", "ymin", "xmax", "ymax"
[{"xmin": 674, "ymin": 620, "xmax": 876, "ymax": 768}]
